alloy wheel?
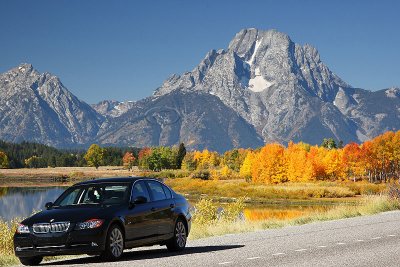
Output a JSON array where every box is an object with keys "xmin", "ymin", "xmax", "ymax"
[
  {"xmin": 175, "ymin": 221, "xmax": 187, "ymax": 248},
  {"xmin": 109, "ymin": 227, "xmax": 123, "ymax": 257}
]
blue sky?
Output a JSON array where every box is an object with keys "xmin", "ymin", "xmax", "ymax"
[{"xmin": 1, "ymin": 0, "xmax": 399, "ymax": 103}]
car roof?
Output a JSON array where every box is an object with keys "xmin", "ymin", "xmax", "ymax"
[{"xmin": 73, "ymin": 176, "xmax": 160, "ymax": 186}]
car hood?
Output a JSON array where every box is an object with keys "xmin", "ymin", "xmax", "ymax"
[{"xmin": 22, "ymin": 205, "xmax": 113, "ymax": 225}]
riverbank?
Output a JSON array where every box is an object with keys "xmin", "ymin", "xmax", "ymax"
[
  {"xmin": 0, "ymin": 167, "xmax": 389, "ymax": 204},
  {"xmin": 0, "ymin": 166, "xmax": 136, "ymax": 186}
]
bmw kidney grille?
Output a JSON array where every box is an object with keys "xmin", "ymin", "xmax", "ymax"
[{"xmin": 33, "ymin": 222, "xmax": 70, "ymax": 233}]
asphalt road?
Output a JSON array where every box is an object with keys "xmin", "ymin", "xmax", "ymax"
[{"xmin": 31, "ymin": 210, "xmax": 400, "ymax": 267}]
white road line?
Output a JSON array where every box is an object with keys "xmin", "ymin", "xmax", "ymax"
[
  {"xmin": 388, "ymin": 234, "xmax": 396, "ymax": 237},
  {"xmin": 371, "ymin": 237, "xmax": 382, "ymax": 240},
  {"xmin": 356, "ymin": 239, "xmax": 364, "ymax": 242},
  {"xmin": 336, "ymin": 242, "xmax": 346, "ymax": 245},
  {"xmin": 272, "ymin": 253, "xmax": 286, "ymax": 256},
  {"xmin": 317, "ymin": 245, "xmax": 327, "ymax": 248},
  {"xmin": 294, "ymin": 249, "xmax": 307, "ymax": 252},
  {"xmin": 218, "ymin": 262, "xmax": 233, "ymax": 265},
  {"xmin": 247, "ymin": 257, "xmax": 261, "ymax": 260}
]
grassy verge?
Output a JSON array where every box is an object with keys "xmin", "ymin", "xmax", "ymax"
[{"xmin": 189, "ymin": 195, "xmax": 400, "ymax": 240}]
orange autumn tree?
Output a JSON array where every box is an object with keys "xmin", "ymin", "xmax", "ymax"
[
  {"xmin": 307, "ymin": 146, "xmax": 327, "ymax": 180},
  {"xmin": 122, "ymin": 152, "xmax": 136, "ymax": 171},
  {"xmin": 323, "ymin": 148, "xmax": 345, "ymax": 180},
  {"xmin": 342, "ymin": 143, "xmax": 365, "ymax": 181},
  {"xmin": 252, "ymin": 143, "xmax": 287, "ymax": 184},
  {"xmin": 285, "ymin": 142, "xmax": 314, "ymax": 182}
]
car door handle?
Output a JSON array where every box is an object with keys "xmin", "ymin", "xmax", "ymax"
[
  {"xmin": 170, "ymin": 203, "xmax": 175, "ymax": 208},
  {"xmin": 151, "ymin": 207, "xmax": 157, "ymax": 212}
]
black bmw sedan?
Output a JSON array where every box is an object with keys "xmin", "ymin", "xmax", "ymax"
[{"xmin": 14, "ymin": 177, "xmax": 191, "ymax": 266}]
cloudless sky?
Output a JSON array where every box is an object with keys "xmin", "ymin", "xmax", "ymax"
[{"xmin": 1, "ymin": 0, "xmax": 399, "ymax": 103}]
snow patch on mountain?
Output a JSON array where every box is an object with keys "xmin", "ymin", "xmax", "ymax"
[
  {"xmin": 386, "ymin": 87, "xmax": 400, "ymax": 98},
  {"xmin": 248, "ymin": 68, "xmax": 273, "ymax": 92},
  {"xmin": 246, "ymin": 39, "xmax": 262, "ymax": 66}
]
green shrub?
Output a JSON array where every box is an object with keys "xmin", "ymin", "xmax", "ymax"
[{"xmin": 191, "ymin": 169, "xmax": 210, "ymax": 180}]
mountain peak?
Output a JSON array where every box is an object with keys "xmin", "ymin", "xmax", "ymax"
[{"xmin": 14, "ymin": 63, "xmax": 35, "ymax": 74}]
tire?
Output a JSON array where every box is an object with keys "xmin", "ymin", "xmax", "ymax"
[
  {"xmin": 18, "ymin": 256, "xmax": 43, "ymax": 266},
  {"xmin": 101, "ymin": 224, "xmax": 124, "ymax": 261},
  {"xmin": 166, "ymin": 218, "xmax": 187, "ymax": 252}
]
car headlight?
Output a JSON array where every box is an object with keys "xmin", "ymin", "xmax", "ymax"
[
  {"xmin": 75, "ymin": 219, "xmax": 104, "ymax": 230},
  {"xmin": 16, "ymin": 224, "xmax": 30, "ymax": 234}
]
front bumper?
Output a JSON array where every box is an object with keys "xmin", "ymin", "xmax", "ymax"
[{"xmin": 14, "ymin": 227, "xmax": 107, "ymax": 257}]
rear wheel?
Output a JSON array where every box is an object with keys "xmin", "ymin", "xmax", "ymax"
[
  {"xmin": 18, "ymin": 256, "xmax": 43, "ymax": 266},
  {"xmin": 101, "ymin": 224, "xmax": 124, "ymax": 261},
  {"xmin": 166, "ymin": 218, "xmax": 187, "ymax": 252}
]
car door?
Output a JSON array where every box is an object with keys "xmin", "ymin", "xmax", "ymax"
[
  {"xmin": 145, "ymin": 180, "xmax": 175, "ymax": 238},
  {"xmin": 124, "ymin": 181, "xmax": 155, "ymax": 244}
]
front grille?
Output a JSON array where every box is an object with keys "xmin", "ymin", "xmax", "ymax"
[
  {"xmin": 33, "ymin": 222, "xmax": 70, "ymax": 234},
  {"xmin": 50, "ymin": 222, "xmax": 70, "ymax": 233}
]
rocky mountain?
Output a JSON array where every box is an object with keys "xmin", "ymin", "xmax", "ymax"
[
  {"xmin": 92, "ymin": 100, "xmax": 136, "ymax": 118},
  {"xmin": 1, "ymin": 29, "xmax": 400, "ymax": 151},
  {"xmin": 0, "ymin": 64, "xmax": 103, "ymax": 147},
  {"xmin": 96, "ymin": 91, "xmax": 264, "ymax": 151},
  {"xmin": 153, "ymin": 28, "xmax": 400, "ymax": 145}
]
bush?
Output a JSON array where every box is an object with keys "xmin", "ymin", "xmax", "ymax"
[
  {"xmin": 0, "ymin": 218, "xmax": 20, "ymax": 255},
  {"xmin": 220, "ymin": 197, "xmax": 246, "ymax": 222},
  {"xmin": 191, "ymin": 169, "xmax": 210, "ymax": 180},
  {"xmin": 192, "ymin": 198, "xmax": 218, "ymax": 225}
]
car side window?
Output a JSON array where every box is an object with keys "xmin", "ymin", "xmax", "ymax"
[
  {"xmin": 131, "ymin": 181, "xmax": 150, "ymax": 202},
  {"xmin": 162, "ymin": 184, "xmax": 172, "ymax": 199},
  {"xmin": 146, "ymin": 181, "xmax": 167, "ymax": 201}
]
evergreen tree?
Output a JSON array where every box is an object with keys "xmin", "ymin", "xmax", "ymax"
[
  {"xmin": 0, "ymin": 151, "xmax": 9, "ymax": 168},
  {"xmin": 321, "ymin": 138, "xmax": 337, "ymax": 150},
  {"xmin": 176, "ymin": 143, "xmax": 186, "ymax": 169}
]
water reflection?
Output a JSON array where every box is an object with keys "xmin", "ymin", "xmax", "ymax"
[
  {"xmin": 244, "ymin": 205, "xmax": 330, "ymax": 221},
  {"xmin": 0, "ymin": 187, "xmax": 66, "ymax": 221}
]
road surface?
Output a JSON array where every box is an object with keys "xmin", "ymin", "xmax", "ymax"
[{"xmin": 32, "ymin": 210, "xmax": 400, "ymax": 266}]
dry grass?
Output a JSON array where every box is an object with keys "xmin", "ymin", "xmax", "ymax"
[
  {"xmin": 0, "ymin": 166, "xmax": 138, "ymax": 187},
  {"xmin": 165, "ymin": 178, "xmax": 386, "ymax": 201},
  {"xmin": 0, "ymin": 218, "xmax": 20, "ymax": 267}
]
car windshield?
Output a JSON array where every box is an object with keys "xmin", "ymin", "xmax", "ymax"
[{"xmin": 54, "ymin": 183, "xmax": 130, "ymax": 207}]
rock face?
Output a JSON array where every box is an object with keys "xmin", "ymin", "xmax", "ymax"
[
  {"xmin": 96, "ymin": 91, "xmax": 264, "ymax": 152},
  {"xmin": 92, "ymin": 100, "xmax": 136, "ymax": 118},
  {"xmin": 153, "ymin": 28, "xmax": 400, "ymax": 145},
  {"xmin": 1, "ymin": 29, "xmax": 400, "ymax": 151},
  {"xmin": 0, "ymin": 63, "xmax": 103, "ymax": 147}
]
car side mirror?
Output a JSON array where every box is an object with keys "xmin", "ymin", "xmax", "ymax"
[
  {"xmin": 133, "ymin": 196, "xmax": 147, "ymax": 204},
  {"xmin": 45, "ymin": 202, "xmax": 53, "ymax": 210},
  {"xmin": 129, "ymin": 196, "xmax": 147, "ymax": 209}
]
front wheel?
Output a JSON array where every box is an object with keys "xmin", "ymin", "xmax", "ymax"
[
  {"xmin": 166, "ymin": 218, "xmax": 187, "ymax": 252},
  {"xmin": 101, "ymin": 224, "xmax": 124, "ymax": 261},
  {"xmin": 19, "ymin": 256, "xmax": 43, "ymax": 266}
]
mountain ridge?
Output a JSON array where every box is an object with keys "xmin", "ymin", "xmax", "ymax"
[{"xmin": 1, "ymin": 28, "xmax": 400, "ymax": 151}]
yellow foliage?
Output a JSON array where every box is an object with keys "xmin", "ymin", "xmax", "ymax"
[{"xmin": 252, "ymin": 143, "xmax": 287, "ymax": 184}]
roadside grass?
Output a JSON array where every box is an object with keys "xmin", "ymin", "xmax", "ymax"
[
  {"xmin": 0, "ymin": 218, "xmax": 19, "ymax": 267},
  {"xmin": 189, "ymin": 194, "xmax": 400, "ymax": 240}
]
